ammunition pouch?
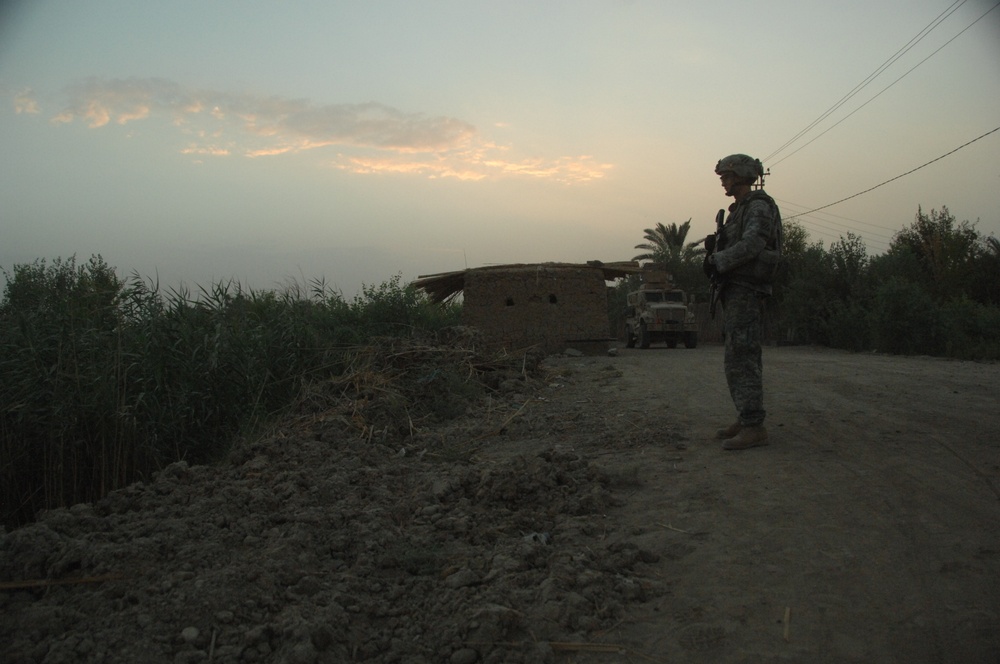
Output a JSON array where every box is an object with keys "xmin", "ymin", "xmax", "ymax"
[{"xmin": 751, "ymin": 248, "xmax": 783, "ymax": 285}]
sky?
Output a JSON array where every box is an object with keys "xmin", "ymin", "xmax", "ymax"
[{"xmin": 2, "ymin": 0, "xmax": 998, "ymax": 297}]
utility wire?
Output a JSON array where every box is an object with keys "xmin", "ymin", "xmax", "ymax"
[
  {"xmin": 782, "ymin": 206, "xmax": 893, "ymax": 252},
  {"xmin": 780, "ymin": 203, "xmax": 894, "ymax": 244},
  {"xmin": 793, "ymin": 218, "xmax": 892, "ymax": 250},
  {"xmin": 792, "ymin": 220, "xmax": 892, "ymax": 252},
  {"xmin": 784, "ymin": 213, "xmax": 894, "ymax": 244},
  {"xmin": 771, "ymin": 0, "xmax": 1000, "ymax": 168},
  {"xmin": 784, "ymin": 125, "xmax": 1000, "ymax": 221},
  {"xmin": 763, "ymin": 0, "xmax": 968, "ymax": 164},
  {"xmin": 775, "ymin": 197, "xmax": 899, "ymax": 235}
]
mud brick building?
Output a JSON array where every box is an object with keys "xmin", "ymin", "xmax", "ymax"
[{"xmin": 413, "ymin": 262, "xmax": 641, "ymax": 352}]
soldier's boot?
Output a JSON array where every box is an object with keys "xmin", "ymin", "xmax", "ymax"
[
  {"xmin": 722, "ymin": 425, "xmax": 768, "ymax": 450},
  {"xmin": 715, "ymin": 422, "xmax": 742, "ymax": 439}
]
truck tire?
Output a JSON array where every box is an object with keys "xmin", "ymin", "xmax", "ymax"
[
  {"xmin": 625, "ymin": 325, "xmax": 636, "ymax": 348},
  {"xmin": 639, "ymin": 322, "xmax": 651, "ymax": 349},
  {"xmin": 684, "ymin": 331, "xmax": 698, "ymax": 349}
]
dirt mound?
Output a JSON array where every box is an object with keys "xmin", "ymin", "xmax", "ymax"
[{"xmin": 0, "ymin": 347, "xmax": 663, "ymax": 664}]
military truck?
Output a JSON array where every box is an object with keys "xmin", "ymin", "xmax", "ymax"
[{"xmin": 624, "ymin": 281, "xmax": 698, "ymax": 349}]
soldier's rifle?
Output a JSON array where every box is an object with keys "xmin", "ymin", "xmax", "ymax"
[{"xmin": 707, "ymin": 208, "xmax": 725, "ymax": 319}]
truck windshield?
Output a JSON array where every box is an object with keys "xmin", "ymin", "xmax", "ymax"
[{"xmin": 643, "ymin": 292, "xmax": 684, "ymax": 303}]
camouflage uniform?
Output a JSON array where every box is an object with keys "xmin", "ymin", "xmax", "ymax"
[
  {"xmin": 720, "ymin": 284, "xmax": 765, "ymax": 426},
  {"xmin": 712, "ymin": 188, "xmax": 781, "ymax": 427}
]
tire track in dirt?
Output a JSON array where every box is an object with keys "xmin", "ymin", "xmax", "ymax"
[{"xmin": 543, "ymin": 345, "xmax": 1000, "ymax": 663}]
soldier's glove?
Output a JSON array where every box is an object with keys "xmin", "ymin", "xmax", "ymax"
[
  {"xmin": 704, "ymin": 234, "xmax": 716, "ymax": 253},
  {"xmin": 702, "ymin": 253, "xmax": 718, "ymax": 280}
]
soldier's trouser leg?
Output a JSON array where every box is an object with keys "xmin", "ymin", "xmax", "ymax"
[{"xmin": 722, "ymin": 285, "xmax": 765, "ymax": 426}]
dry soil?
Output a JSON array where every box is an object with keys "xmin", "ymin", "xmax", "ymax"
[{"xmin": 2, "ymin": 344, "xmax": 999, "ymax": 663}]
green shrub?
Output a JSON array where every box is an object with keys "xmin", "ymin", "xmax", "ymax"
[
  {"xmin": 822, "ymin": 299, "xmax": 871, "ymax": 352},
  {"xmin": 1, "ymin": 258, "xmax": 463, "ymax": 529},
  {"xmin": 868, "ymin": 277, "xmax": 943, "ymax": 355},
  {"xmin": 350, "ymin": 274, "xmax": 461, "ymax": 339},
  {"xmin": 936, "ymin": 298, "xmax": 1000, "ymax": 360}
]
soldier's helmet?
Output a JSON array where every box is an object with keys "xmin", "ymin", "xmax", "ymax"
[{"xmin": 714, "ymin": 154, "xmax": 764, "ymax": 182}]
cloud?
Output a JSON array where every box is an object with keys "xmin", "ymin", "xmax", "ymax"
[
  {"xmin": 335, "ymin": 155, "xmax": 490, "ymax": 181},
  {"xmin": 13, "ymin": 89, "xmax": 39, "ymax": 114},
  {"xmin": 281, "ymin": 102, "xmax": 475, "ymax": 153},
  {"xmin": 50, "ymin": 77, "xmax": 178, "ymax": 127},
  {"xmin": 34, "ymin": 77, "xmax": 611, "ymax": 183},
  {"xmin": 335, "ymin": 153, "xmax": 612, "ymax": 184},
  {"xmin": 180, "ymin": 145, "xmax": 231, "ymax": 157}
]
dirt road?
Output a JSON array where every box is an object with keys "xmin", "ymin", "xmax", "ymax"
[
  {"xmin": 540, "ymin": 344, "xmax": 1000, "ymax": 662},
  {"xmin": 2, "ymin": 344, "xmax": 998, "ymax": 663}
]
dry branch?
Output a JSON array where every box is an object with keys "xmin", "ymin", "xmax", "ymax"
[{"xmin": 0, "ymin": 574, "xmax": 123, "ymax": 591}]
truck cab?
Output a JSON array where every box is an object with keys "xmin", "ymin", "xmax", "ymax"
[{"xmin": 624, "ymin": 280, "xmax": 698, "ymax": 349}]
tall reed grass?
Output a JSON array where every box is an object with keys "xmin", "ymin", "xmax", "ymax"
[{"xmin": 0, "ymin": 257, "xmax": 460, "ymax": 529}]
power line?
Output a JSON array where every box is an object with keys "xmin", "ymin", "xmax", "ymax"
[
  {"xmin": 784, "ymin": 125, "xmax": 1000, "ymax": 221},
  {"xmin": 771, "ymin": 0, "xmax": 1000, "ymax": 168},
  {"xmin": 781, "ymin": 207, "xmax": 892, "ymax": 249},
  {"xmin": 763, "ymin": 0, "xmax": 968, "ymax": 164},
  {"xmin": 786, "ymin": 214, "xmax": 894, "ymax": 245},
  {"xmin": 798, "ymin": 224, "xmax": 889, "ymax": 249},
  {"xmin": 785, "ymin": 208, "xmax": 891, "ymax": 240},
  {"xmin": 792, "ymin": 219, "xmax": 892, "ymax": 252},
  {"xmin": 774, "ymin": 200, "xmax": 894, "ymax": 251},
  {"xmin": 775, "ymin": 197, "xmax": 899, "ymax": 236}
]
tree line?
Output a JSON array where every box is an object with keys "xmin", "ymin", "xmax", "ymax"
[{"xmin": 625, "ymin": 205, "xmax": 1000, "ymax": 359}]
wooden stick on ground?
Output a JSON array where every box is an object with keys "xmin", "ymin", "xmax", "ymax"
[
  {"xmin": 549, "ymin": 641, "xmax": 665, "ymax": 663},
  {"xmin": 0, "ymin": 574, "xmax": 123, "ymax": 591}
]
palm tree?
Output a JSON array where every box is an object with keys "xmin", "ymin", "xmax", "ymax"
[
  {"xmin": 633, "ymin": 219, "xmax": 712, "ymax": 292},
  {"xmin": 633, "ymin": 219, "xmax": 693, "ymax": 268}
]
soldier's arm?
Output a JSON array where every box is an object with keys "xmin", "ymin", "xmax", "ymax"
[{"xmin": 712, "ymin": 200, "xmax": 774, "ymax": 274}]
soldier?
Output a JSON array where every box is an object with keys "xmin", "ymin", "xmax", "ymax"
[{"xmin": 705, "ymin": 154, "xmax": 782, "ymax": 450}]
